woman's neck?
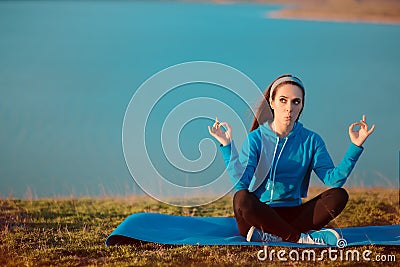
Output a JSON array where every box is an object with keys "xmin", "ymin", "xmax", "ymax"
[{"xmin": 270, "ymin": 120, "xmax": 294, "ymax": 138}]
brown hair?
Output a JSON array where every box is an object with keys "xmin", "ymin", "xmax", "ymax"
[{"xmin": 250, "ymin": 74, "xmax": 305, "ymax": 132}]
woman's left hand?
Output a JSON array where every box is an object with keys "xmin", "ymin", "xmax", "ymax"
[{"xmin": 348, "ymin": 115, "xmax": 376, "ymax": 147}]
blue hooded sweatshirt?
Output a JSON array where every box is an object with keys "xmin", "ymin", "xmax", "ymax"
[{"xmin": 220, "ymin": 121, "xmax": 363, "ymax": 207}]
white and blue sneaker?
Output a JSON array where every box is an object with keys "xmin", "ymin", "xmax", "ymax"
[
  {"xmin": 298, "ymin": 229, "xmax": 340, "ymax": 246},
  {"xmin": 246, "ymin": 226, "xmax": 283, "ymax": 243}
]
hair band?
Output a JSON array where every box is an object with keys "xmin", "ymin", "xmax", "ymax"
[{"xmin": 270, "ymin": 76, "xmax": 304, "ymax": 98}]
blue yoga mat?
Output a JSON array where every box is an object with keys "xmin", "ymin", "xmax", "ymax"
[{"xmin": 106, "ymin": 212, "xmax": 400, "ymax": 247}]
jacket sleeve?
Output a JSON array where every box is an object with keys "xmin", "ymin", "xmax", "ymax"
[
  {"xmin": 312, "ymin": 135, "xmax": 363, "ymax": 187},
  {"xmin": 219, "ymin": 138, "xmax": 259, "ymax": 191}
]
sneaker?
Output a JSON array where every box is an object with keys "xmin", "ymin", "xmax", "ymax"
[
  {"xmin": 246, "ymin": 226, "xmax": 283, "ymax": 242},
  {"xmin": 298, "ymin": 229, "xmax": 340, "ymax": 246}
]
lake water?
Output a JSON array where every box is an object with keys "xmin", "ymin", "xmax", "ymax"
[{"xmin": 0, "ymin": 1, "xmax": 399, "ymax": 199}]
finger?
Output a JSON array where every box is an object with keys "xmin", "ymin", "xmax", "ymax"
[
  {"xmin": 208, "ymin": 126, "xmax": 217, "ymax": 136},
  {"xmin": 360, "ymin": 114, "xmax": 368, "ymax": 129},
  {"xmin": 213, "ymin": 117, "xmax": 219, "ymax": 128},
  {"xmin": 216, "ymin": 117, "xmax": 222, "ymax": 128},
  {"xmin": 220, "ymin": 122, "xmax": 232, "ymax": 133},
  {"xmin": 349, "ymin": 122, "xmax": 360, "ymax": 132},
  {"xmin": 208, "ymin": 125, "xmax": 216, "ymax": 134},
  {"xmin": 367, "ymin": 124, "xmax": 376, "ymax": 135},
  {"xmin": 348, "ymin": 123, "xmax": 354, "ymax": 133},
  {"xmin": 362, "ymin": 114, "xmax": 366, "ymax": 122},
  {"xmin": 219, "ymin": 121, "xmax": 228, "ymax": 127},
  {"xmin": 208, "ymin": 125, "xmax": 212, "ymax": 134},
  {"xmin": 359, "ymin": 120, "xmax": 368, "ymax": 129},
  {"xmin": 218, "ymin": 122, "xmax": 228, "ymax": 132},
  {"xmin": 226, "ymin": 123, "xmax": 232, "ymax": 136}
]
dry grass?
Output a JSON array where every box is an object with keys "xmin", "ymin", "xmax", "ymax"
[
  {"xmin": 193, "ymin": 0, "xmax": 400, "ymax": 24},
  {"xmin": 0, "ymin": 187, "xmax": 399, "ymax": 266}
]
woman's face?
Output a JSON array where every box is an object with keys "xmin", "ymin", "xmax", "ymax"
[{"xmin": 270, "ymin": 83, "xmax": 303, "ymax": 126}]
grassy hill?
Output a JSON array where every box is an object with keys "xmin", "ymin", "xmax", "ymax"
[
  {"xmin": 1, "ymin": 187, "xmax": 399, "ymax": 266},
  {"xmin": 198, "ymin": 0, "xmax": 400, "ymax": 24}
]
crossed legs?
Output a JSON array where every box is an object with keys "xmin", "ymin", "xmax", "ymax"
[{"xmin": 233, "ymin": 188, "xmax": 349, "ymax": 242}]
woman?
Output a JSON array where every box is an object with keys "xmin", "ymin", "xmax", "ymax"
[{"xmin": 208, "ymin": 74, "xmax": 375, "ymax": 245}]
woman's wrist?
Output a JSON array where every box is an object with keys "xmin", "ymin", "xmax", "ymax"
[
  {"xmin": 220, "ymin": 140, "xmax": 231, "ymax": 146},
  {"xmin": 351, "ymin": 141, "xmax": 363, "ymax": 148},
  {"xmin": 351, "ymin": 140, "xmax": 363, "ymax": 147}
]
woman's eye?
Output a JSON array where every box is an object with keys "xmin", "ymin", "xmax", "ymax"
[
  {"xmin": 293, "ymin": 99, "xmax": 301, "ymax": 105},
  {"xmin": 279, "ymin": 98, "xmax": 286, "ymax": 103}
]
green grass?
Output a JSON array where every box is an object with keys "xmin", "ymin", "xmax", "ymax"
[{"xmin": 1, "ymin": 188, "xmax": 399, "ymax": 266}]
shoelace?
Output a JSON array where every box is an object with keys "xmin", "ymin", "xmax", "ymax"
[
  {"xmin": 299, "ymin": 234, "xmax": 326, "ymax": 245},
  {"xmin": 260, "ymin": 232, "xmax": 282, "ymax": 242},
  {"xmin": 247, "ymin": 226, "xmax": 283, "ymax": 242},
  {"xmin": 311, "ymin": 236, "xmax": 325, "ymax": 245}
]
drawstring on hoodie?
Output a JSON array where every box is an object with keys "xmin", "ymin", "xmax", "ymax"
[
  {"xmin": 267, "ymin": 136, "xmax": 288, "ymax": 203},
  {"xmin": 267, "ymin": 120, "xmax": 293, "ymax": 203}
]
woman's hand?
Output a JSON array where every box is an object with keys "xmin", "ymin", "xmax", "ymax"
[
  {"xmin": 208, "ymin": 117, "xmax": 232, "ymax": 146},
  {"xmin": 348, "ymin": 115, "xmax": 375, "ymax": 147}
]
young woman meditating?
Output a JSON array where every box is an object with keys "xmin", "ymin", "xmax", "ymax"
[{"xmin": 208, "ymin": 74, "xmax": 375, "ymax": 245}]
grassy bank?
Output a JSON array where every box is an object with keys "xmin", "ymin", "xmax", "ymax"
[
  {"xmin": 193, "ymin": 0, "xmax": 400, "ymax": 24},
  {"xmin": 1, "ymin": 188, "xmax": 399, "ymax": 266}
]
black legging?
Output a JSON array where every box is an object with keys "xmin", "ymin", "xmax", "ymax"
[{"xmin": 233, "ymin": 188, "xmax": 349, "ymax": 242}]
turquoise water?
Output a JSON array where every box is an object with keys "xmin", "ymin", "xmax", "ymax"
[{"xmin": 0, "ymin": 1, "xmax": 399, "ymax": 198}]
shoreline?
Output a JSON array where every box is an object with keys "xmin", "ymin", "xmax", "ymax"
[
  {"xmin": 268, "ymin": 11, "xmax": 400, "ymax": 25},
  {"xmin": 188, "ymin": 0, "xmax": 400, "ymax": 25},
  {"xmin": 1, "ymin": 187, "xmax": 397, "ymax": 200}
]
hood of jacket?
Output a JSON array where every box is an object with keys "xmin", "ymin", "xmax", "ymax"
[{"xmin": 259, "ymin": 121, "xmax": 303, "ymax": 139}]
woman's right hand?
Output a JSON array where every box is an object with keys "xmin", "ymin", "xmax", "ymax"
[{"xmin": 208, "ymin": 117, "xmax": 232, "ymax": 146}]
